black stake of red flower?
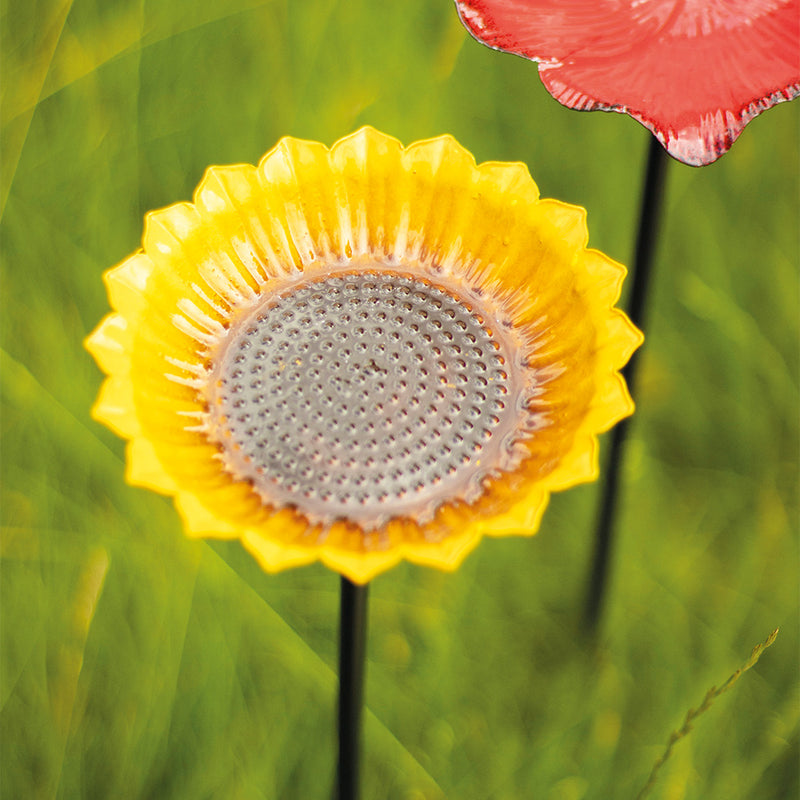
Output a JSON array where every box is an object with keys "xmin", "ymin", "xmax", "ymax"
[
  {"xmin": 336, "ymin": 578, "xmax": 370, "ymax": 800},
  {"xmin": 583, "ymin": 136, "xmax": 670, "ymax": 634}
]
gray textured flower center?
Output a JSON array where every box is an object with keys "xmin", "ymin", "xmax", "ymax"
[{"xmin": 209, "ymin": 271, "xmax": 526, "ymax": 528}]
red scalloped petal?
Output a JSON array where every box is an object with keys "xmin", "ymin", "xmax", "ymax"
[{"xmin": 456, "ymin": 0, "xmax": 800, "ymax": 165}]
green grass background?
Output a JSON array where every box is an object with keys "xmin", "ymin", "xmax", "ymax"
[{"xmin": 2, "ymin": 1, "xmax": 798, "ymax": 798}]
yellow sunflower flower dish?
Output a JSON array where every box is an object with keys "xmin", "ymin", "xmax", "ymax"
[{"xmin": 86, "ymin": 127, "xmax": 642, "ymax": 584}]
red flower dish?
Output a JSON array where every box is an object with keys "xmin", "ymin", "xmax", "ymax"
[{"xmin": 456, "ymin": 0, "xmax": 800, "ymax": 165}]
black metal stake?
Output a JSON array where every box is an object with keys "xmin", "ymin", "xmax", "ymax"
[
  {"xmin": 336, "ymin": 577, "xmax": 370, "ymax": 800},
  {"xmin": 583, "ymin": 136, "xmax": 671, "ymax": 634}
]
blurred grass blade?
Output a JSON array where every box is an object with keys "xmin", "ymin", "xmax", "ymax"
[{"xmin": 637, "ymin": 628, "xmax": 780, "ymax": 800}]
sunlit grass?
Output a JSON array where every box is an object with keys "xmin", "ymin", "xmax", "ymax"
[{"xmin": 1, "ymin": 1, "xmax": 798, "ymax": 798}]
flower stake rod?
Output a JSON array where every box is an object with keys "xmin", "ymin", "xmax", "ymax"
[
  {"xmin": 337, "ymin": 578, "xmax": 369, "ymax": 800},
  {"xmin": 584, "ymin": 136, "xmax": 670, "ymax": 632}
]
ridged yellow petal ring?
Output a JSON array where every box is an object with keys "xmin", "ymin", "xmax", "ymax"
[{"xmin": 86, "ymin": 127, "xmax": 643, "ymax": 583}]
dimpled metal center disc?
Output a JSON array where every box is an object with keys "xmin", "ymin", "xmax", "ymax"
[{"xmin": 209, "ymin": 271, "xmax": 526, "ymax": 528}]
